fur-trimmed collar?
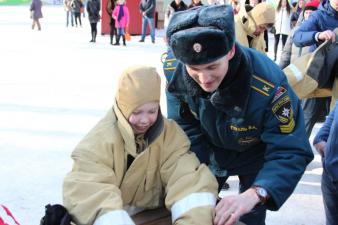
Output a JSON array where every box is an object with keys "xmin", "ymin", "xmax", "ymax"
[{"xmin": 167, "ymin": 44, "xmax": 253, "ymax": 118}]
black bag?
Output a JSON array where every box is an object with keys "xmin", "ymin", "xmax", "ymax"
[
  {"xmin": 270, "ymin": 26, "xmax": 276, "ymax": 34},
  {"xmin": 40, "ymin": 204, "xmax": 73, "ymax": 225}
]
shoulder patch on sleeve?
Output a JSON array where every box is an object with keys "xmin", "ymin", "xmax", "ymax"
[
  {"xmin": 272, "ymin": 86, "xmax": 287, "ymax": 103},
  {"xmin": 251, "ymin": 75, "xmax": 275, "ymax": 97},
  {"xmin": 271, "ymin": 95, "xmax": 295, "ymax": 133},
  {"xmin": 162, "ymin": 51, "xmax": 178, "ymax": 82}
]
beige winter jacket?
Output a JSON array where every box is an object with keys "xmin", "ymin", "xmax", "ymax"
[
  {"xmin": 235, "ymin": 3, "xmax": 275, "ymax": 54},
  {"xmin": 63, "ymin": 101, "xmax": 218, "ymax": 225}
]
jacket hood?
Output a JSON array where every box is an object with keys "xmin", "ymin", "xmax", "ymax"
[
  {"xmin": 116, "ymin": 65, "xmax": 161, "ymax": 119},
  {"xmin": 236, "ymin": 3, "xmax": 275, "ymax": 37},
  {"xmin": 319, "ymin": 0, "xmax": 338, "ymax": 17}
]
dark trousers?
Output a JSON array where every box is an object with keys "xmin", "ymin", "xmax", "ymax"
[
  {"xmin": 274, "ymin": 34, "xmax": 288, "ymax": 59},
  {"xmin": 217, "ymin": 173, "xmax": 266, "ymax": 225},
  {"xmin": 74, "ymin": 12, "xmax": 82, "ymax": 26},
  {"xmin": 302, "ymin": 97, "xmax": 330, "ymax": 137},
  {"xmin": 109, "ymin": 20, "xmax": 116, "ymax": 44},
  {"xmin": 322, "ymin": 169, "xmax": 338, "ymax": 225}
]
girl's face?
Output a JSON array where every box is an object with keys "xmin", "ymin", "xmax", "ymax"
[
  {"xmin": 128, "ymin": 102, "xmax": 159, "ymax": 135},
  {"xmin": 118, "ymin": 0, "xmax": 125, "ymax": 4},
  {"xmin": 298, "ymin": 0, "xmax": 305, "ymax": 8},
  {"xmin": 282, "ymin": 0, "xmax": 287, "ymax": 7}
]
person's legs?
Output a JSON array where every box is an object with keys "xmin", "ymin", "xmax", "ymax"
[
  {"xmin": 66, "ymin": 11, "xmax": 69, "ymax": 27},
  {"xmin": 302, "ymin": 97, "xmax": 330, "ymax": 137},
  {"xmin": 78, "ymin": 14, "xmax": 82, "ymax": 26},
  {"xmin": 274, "ymin": 34, "xmax": 280, "ymax": 61},
  {"xmin": 238, "ymin": 174, "xmax": 266, "ymax": 225},
  {"xmin": 74, "ymin": 13, "xmax": 78, "ymax": 26},
  {"xmin": 93, "ymin": 23, "xmax": 97, "ymax": 42},
  {"xmin": 282, "ymin": 34, "xmax": 288, "ymax": 49},
  {"xmin": 148, "ymin": 17, "xmax": 155, "ymax": 43},
  {"xmin": 90, "ymin": 23, "xmax": 95, "ymax": 42},
  {"xmin": 140, "ymin": 16, "xmax": 147, "ymax": 41},
  {"xmin": 71, "ymin": 11, "xmax": 74, "ymax": 26},
  {"xmin": 321, "ymin": 169, "xmax": 338, "ymax": 225},
  {"xmin": 264, "ymin": 30, "xmax": 268, "ymax": 52},
  {"xmin": 114, "ymin": 28, "xmax": 121, "ymax": 45},
  {"xmin": 109, "ymin": 21, "xmax": 115, "ymax": 44},
  {"xmin": 36, "ymin": 19, "xmax": 41, "ymax": 30}
]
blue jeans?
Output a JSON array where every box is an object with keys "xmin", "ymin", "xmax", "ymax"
[
  {"xmin": 66, "ymin": 11, "xmax": 74, "ymax": 27},
  {"xmin": 140, "ymin": 16, "xmax": 155, "ymax": 42},
  {"xmin": 322, "ymin": 169, "xmax": 338, "ymax": 225},
  {"xmin": 117, "ymin": 27, "xmax": 125, "ymax": 35}
]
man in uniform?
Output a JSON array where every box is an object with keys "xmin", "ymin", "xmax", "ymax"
[{"xmin": 163, "ymin": 5, "xmax": 314, "ymax": 225}]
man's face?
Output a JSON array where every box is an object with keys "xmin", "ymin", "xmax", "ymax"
[
  {"xmin": 330, "ymin": 0, "xmax": 338, "ymax": 11},
  {"xmin": 185, "ymin": 47, "xmax": 235, "ymax": 93}
]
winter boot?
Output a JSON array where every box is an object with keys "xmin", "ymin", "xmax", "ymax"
[
  {"xmin": 114, "ymin": 35, "xmax": 120, "ymax": 45},
  {"xmin": 122, "ymin": 35, "xmax": 126, "ymax": 46},
  {"xmin": 110, "ymin": 34, "xmax": 114, "ymax": 45}
]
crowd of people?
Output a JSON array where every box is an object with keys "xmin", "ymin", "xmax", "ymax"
[{"xmin": 19, "ymin": 0, "xmax": 338, "ymax": 225}]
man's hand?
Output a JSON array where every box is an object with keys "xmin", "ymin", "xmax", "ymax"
[
  {"xmin": 317, "ymin": 30, "xmax": 336, "ymax": 42},
  {"xmin": 214, "ymin": 188, "xmax": 260, "ymax": 225},
  {"xmin": 314, "ymin": 141, "xmax": 326, "ymax": 157},
  {"xmin": 142, "ymin": 12, "xmax": 146, "ymax": 17}
]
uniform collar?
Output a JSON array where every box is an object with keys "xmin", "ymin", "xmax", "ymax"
[{"xmin": 167, "ymin": 44, "xmax": 253, "ymax": 118}]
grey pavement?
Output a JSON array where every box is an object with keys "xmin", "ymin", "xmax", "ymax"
[{"xmin": 0, "ymin": 5, "xmax": 325, "ymax": 225}]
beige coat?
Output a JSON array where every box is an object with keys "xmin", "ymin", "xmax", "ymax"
[
  {"xmin": 234, "ymin": 8, "xmax": 266, "ymax": 54},
  {"xmin": 63, "ymin": 101, "xmax": 218, "ymax": 225}
]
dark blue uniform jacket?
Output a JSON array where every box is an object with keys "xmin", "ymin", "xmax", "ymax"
[
  {"xmin": 314, "ymin": 100, "xmax": 338, "ymax": 182},
  {"xmin": 164, "ymin": 44, "xmax": 314, "ymax": 210},
  {"xmin": 293, "ymin": 0, "xmax": 338, "ymax": 52}
]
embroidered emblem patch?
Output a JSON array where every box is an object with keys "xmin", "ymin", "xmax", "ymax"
[
  {"xmin": 272, "ymin": 95, "xmax": 295, "ymax": 133},
  {"xmin": 193, "ymin": 43, "xmax": 202, "ymax": 53},
  {"xmin": 272, "ymin": 86, "xmax": 287, "ymax": 103}
]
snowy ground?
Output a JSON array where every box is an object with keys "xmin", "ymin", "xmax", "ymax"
[{"xmin": 0, "ymin": 5, "xmax": 324, "ymax": 225}]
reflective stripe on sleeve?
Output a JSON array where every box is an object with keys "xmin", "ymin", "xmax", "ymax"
[
  {"xmin": 288, "ymin": 64, "xmax": 303, "ymax": 82},
  {"xmin": 93, "ymin": 210, "xmax": 135, "ymax": 225},
  {"xmin": 171, "ymin": 192, "xmax": 216, "ymax": 222}
]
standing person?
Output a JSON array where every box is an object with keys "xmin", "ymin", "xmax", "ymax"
[
  {"xmin": 188, "ymin": 0, "xmax": 203, "ymax": 8},
  {"xmin": 30, "ymin": 0, "xmax": 43, "ymax": 31},
  {"xmin": 63, "ymin": 66, "xmax": 218, "ymax": 225},
  {"xmin": 112, "ymin": 0, "xmax": 130, "ymax": 46},
  {"xmin": 106, "ymin": 0, "xmax": 117, "ymax": 45},
  {"xmin": 71, "ymin": 0, "xmax": 83, "ymax": 27},
  {"xmin": 87, "ymin": 0, "xmax": 100, "ymax": 43},
  {"xmin": 235, "ymin": 2, "xmax": 275, "ymax": 54},
  {"xmin": 313, "ymin": 100, "xmax": 338, "ymax": 225},
  {"xmin": 274, "ymin": 0, "xmax": 292, "ymax": 61},
  {"xmin": 229, "ymin": 0, "xmax": 240, "ymax": 14},
  {"xmin": 64, "ymin": 0, "xmax": 74, "ymax": 27},
  {"xmin": 164, "ymin": 0, "xmax": 187, "ymax": 29},
  {"xmin": 279, "ymin": 0, "xmax": 320, "ymax": 69},
  {"xmin": 293, "ymin": 0, "xmax": 338, "ymax": 136},
  {"xmin": 82, "ymin": 0, "xmax": 87, "ymax": 18},
  {"xmin": 139, "ymin": 0, "xmax": 156, "ymax": 43},
  {"xmin": 164, "ymin": 5, "xmax": 313, "ymax": 225},
  {"xmin": 290, "ymin": 0, "xmax": 306, "ymax": 28}
]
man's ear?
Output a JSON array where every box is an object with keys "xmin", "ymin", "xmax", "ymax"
[{"xmin": 227, "ymin": 45, "xmax": 236, "ymax": 60}]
